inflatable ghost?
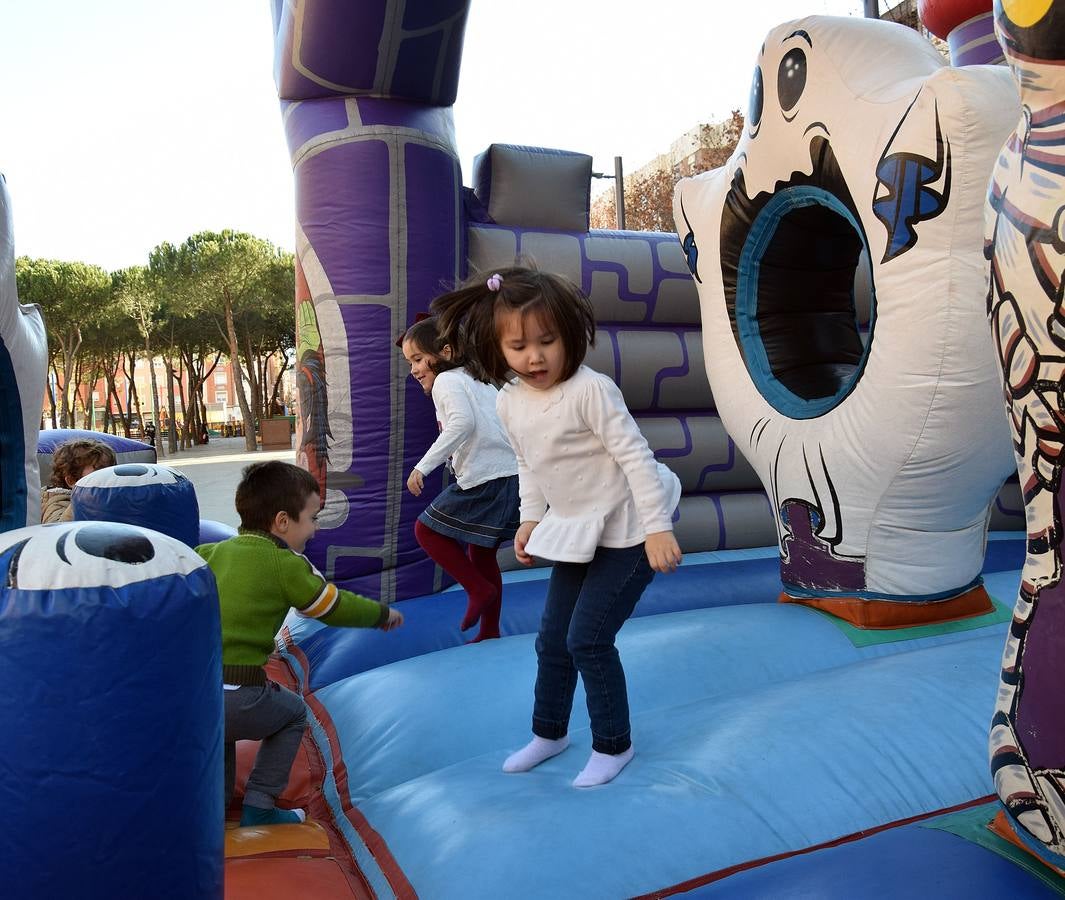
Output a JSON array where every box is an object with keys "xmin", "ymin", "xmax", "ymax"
[
  {"xmin": 984, "ymin": 0, "xmax": 1065, "ymax": 873},
  {"xmin": 674, "ymin": 16, "xmax": 1018, "ymax": 626},
  {"xmin": 0, "ymin": 174, "xmax": 47, "ymax": 531}
]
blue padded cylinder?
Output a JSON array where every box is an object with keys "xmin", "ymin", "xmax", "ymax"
[
  {"xmin": 199, "ymin": 518, "xmax": 238, "ymax": 545},
  {"xmin": 72, "ymin": 463, "xmax": 200, "ymax": 548},
  {"xmin": 0, "ymin": 521, "xmax": 223, "ymax": 899}
]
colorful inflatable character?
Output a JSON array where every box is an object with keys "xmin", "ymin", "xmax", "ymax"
[
  {"xmin": 296, "ymin": 284, "xmax": 332, "ymax": 507},
  {"xmin": 0, "ymin": 173, "xmax": 47, "ymax": 532},
  {"xmin": 674, "ymin": 15, "xmax": 1019, "ymax": 625},
  {"xmin": 984, "ymin": 0, "xmax": 1065, "ymax": 873}
]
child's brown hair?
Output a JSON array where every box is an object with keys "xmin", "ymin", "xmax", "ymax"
[
  {"xmin": 49, "ymin": 439, "xmax": 117, "ymax": 488},
  {"xmin": 397, "ymin": 316, "xmax": 463, "ymax": 375},
  {"xmin": 236, "ymin": 460, "xmax": 320, "ymax": 533},
  {"xmin": 430, "ymin": 265, "xmax": 595, "ymax": 384}
]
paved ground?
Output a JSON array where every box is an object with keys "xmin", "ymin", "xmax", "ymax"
[{"xmin": 163, "ymin": 436, "xmax": 295, "ymax": 529}]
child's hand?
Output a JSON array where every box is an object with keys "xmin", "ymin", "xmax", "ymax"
[
  {"xmin": 645, "ymin": 531, "xmax": 682, "ymax": 573},
  {"xmin": 406, "ymin": 469, "xmax": 424, "ymax": 496},
  {"xmin": 514, "ymin": 520, "xmax": 538, "ymax": 566},
  {"xmin": 380, "ymin": 607, "xmax": 404, "ymax": 631}
]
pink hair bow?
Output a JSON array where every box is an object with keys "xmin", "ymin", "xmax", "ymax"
[{"xmin": 486, "ymin": 273, "xmax": 502, "ymax": 292}]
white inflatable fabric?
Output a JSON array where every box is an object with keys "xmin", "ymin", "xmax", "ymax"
[
  {"xmin": 984, "ymin": 0, "xmax": 1065, "ymax": 872},
  {"xmin": 0, "ymin": 174, "xmax": 47, "ymax": 531},
  {"xmin": 673, "ymin": 16, "xmax": 1018, "ymax": 613},
  {"xmin": 72, "ymin": 463, "xmax": 201, "ymax": 549}
]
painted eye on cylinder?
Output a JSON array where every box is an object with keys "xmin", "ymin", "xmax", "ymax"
[
  {"xmin": 749, "ymin": 66, "xmax": 764, "ymax": 128},
  {"xmin": 778, "ymin": 47, "xmax": 807, "ymax": 112}
]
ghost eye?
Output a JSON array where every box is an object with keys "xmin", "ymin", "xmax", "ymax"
[
  {"xmin": 778, "ymin": 48, "xmax": 807, "ymax": 112},
  {"xmin": 749, "ymin": 66, "xmax": 764, "ymax": 128}
]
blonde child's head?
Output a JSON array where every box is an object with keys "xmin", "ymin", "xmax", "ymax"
[{"xmin": 49, "ymin": 439, "xmax": 117, "ymax": 489}]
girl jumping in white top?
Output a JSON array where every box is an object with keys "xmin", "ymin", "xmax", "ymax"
[
  {"xmin": 401, "ymin": 316, "xmax": 519, "ymax": 642},
  {"xmin": 433, "ymin": 267, "xmax": 682, "ymax": 787}
]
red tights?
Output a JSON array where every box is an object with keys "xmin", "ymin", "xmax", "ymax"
[{"xmin": 414, "ymin": 520, "xmax": 502, "ymax": 641}]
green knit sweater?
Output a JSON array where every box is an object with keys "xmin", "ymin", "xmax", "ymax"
[{"xmin": 197, "ymin": 530, "xmax": 388, "ymax": 685}]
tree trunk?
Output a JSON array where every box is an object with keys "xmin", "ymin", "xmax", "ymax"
[
  {"xmin": 105, "ymin": 364, "xmax": 122, "ymax": 435},
  {"xmin": 241, "ymin": 328, "xmax": 263, "ymax": 427},
  {"xmin": 59, "ymin": 327, "xmax": 83, "ymax": 428},
  {"xmin": 224, "ymin": 290, "xmax": 257, "ymax": 451},
  {"xmin": 165, "ymin": 356, "xmax": 179, "ymax": 454},
  {"xmin": 175, "ymin": 357, "xmax": 191, "ymax": 449},
  {"xmin": 268, "ymin": 349, "xmax": 289, "ymax": 414},
  {"xmin": 47, "ymin": 360, "xmax": 60, "ymax": 430},
  {"xmin": 124, "ymin": 351, "xmax": 140, "ymax": 438},
  {"xmin": 108, "ymin": 378, "xmax": 124, "ymax": 434},
  {"xmin": 71, "ymin": 357, "xmax": 86, "ymax": 428},
  {"xmin": 145, "ymin": 336, "xmax": 161, "ymax": 443}
]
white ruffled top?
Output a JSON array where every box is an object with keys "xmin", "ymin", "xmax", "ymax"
[
  {"xmin": 415, "ymin": 368, "xmax": 518, "ymax": 489},
  {"xmin": 496, "ymin": 365, "xmax": 681, "ymax": 563}
]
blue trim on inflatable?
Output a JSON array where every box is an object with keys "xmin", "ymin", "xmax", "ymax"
[
  {"xmin": 0, "ymin": 337, "xmax": 27, "ymax": 530},
  {"xmin": 782, "ymin": 573, "xmax": 984, "ymax": 603},
  {"xmin": 303, "ymin": 705, "xmax": 394, "ymax": 898},
  {"xmin": 1009, "ymin": 810, "xmax": 1065, "ymax": 875},
  {"xmin": 736, "ymin": 185, "xmax": 875, "ymax": 419}
]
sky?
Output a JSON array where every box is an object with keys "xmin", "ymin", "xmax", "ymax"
[{"xmin": 1, "ymin": 0, "xmax": 862, "ymax": 274}]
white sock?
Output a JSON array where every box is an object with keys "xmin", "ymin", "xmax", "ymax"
[
  {"xmin": 572, "ymin": 746, "xmax": 634, "ymax": 788},
  {"xmin": 502, "ymin": 735, "xmax": 570, "ymax": 773}
]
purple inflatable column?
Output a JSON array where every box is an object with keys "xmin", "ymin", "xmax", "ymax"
[{"xmin": 272, "ymin": 1, "xmax": 470, "ymax": 601}]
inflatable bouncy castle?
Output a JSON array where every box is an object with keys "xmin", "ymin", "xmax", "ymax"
[
  {"xmin": 2, "ymin": 1, "xmax": 1063, "ymax": 897},
  {"xmin": 207, "ymin": 3, "xmax": 1060, "ymax": 896}
]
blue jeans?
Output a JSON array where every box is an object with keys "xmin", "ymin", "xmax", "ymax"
[
  {"xmin": 224, "ymin": 681, "xmax": 307, "ymax": 810},
  {"xmin": 532, "ymin": 544, "xmax": 654, "ymax": 754}
]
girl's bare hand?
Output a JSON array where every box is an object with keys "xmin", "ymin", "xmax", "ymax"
[
  {"xmin": 406, "ymin": 469, "xmax": 424, "ymax": 496},
  {"xmin": 514, "ymin": 520, "xmax": 538, "ymax": 566},
  {"xmin": 645, "ymin": 531, "xmax": 682, "ymax": 573}
]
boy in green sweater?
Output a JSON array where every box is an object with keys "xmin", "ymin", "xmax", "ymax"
[{"xmin": 197, "ymin": 461, "xmax": 403, "ymax": 827}]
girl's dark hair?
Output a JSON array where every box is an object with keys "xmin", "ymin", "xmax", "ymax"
[
  {"xmin": 397, "ymin": 316, "xmax": 462, "ymax": 375},
  {"xmin": 430, "ymin": 266, "xmax": 595, "ymax": 384},
  {"xmin": 236, "ymin": 460, "xmax": 320, "ymax": 532},
  {"xmin": 50, "ymin": 439, "xmax": 117, "ymax": 488}
]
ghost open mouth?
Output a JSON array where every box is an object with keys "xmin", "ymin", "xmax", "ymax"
[{"xmin": 720, "ymin": 136, "xmax": 875, "ymax": 419}]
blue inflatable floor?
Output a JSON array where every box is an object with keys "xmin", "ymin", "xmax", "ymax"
[{"xmin": 287, "ymin": 566, "xmax": 1032, "ymax": 897}]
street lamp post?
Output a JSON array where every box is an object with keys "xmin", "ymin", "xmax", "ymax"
[{"xmin": 592, "ymin": 155, "xmax": 627, "ymax": 231}]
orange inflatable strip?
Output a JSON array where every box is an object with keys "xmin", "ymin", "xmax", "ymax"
[
  {"xmin": 225, "ymin": 857, "xmax": 362, "ymax": 899},
  {"xmin": 989, "ymin": 810, "xmax": 1065, "ymax": 879},
  {"xmin": 225, "ymin": 820, "xmax": 330, "ymax": 859},
  {"xmin": 779, "ymin": 583, "xmax": 994, "ymax": 628}
]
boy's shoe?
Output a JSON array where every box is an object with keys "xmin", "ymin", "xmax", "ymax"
[{"xmin": 239, "ymin": 805, "xmax": 307, "ymax": 827}]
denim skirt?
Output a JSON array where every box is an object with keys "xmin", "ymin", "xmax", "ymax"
[{"xmin": 418, "ymin": 474, "xmax": 520, "ymax": 547}]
